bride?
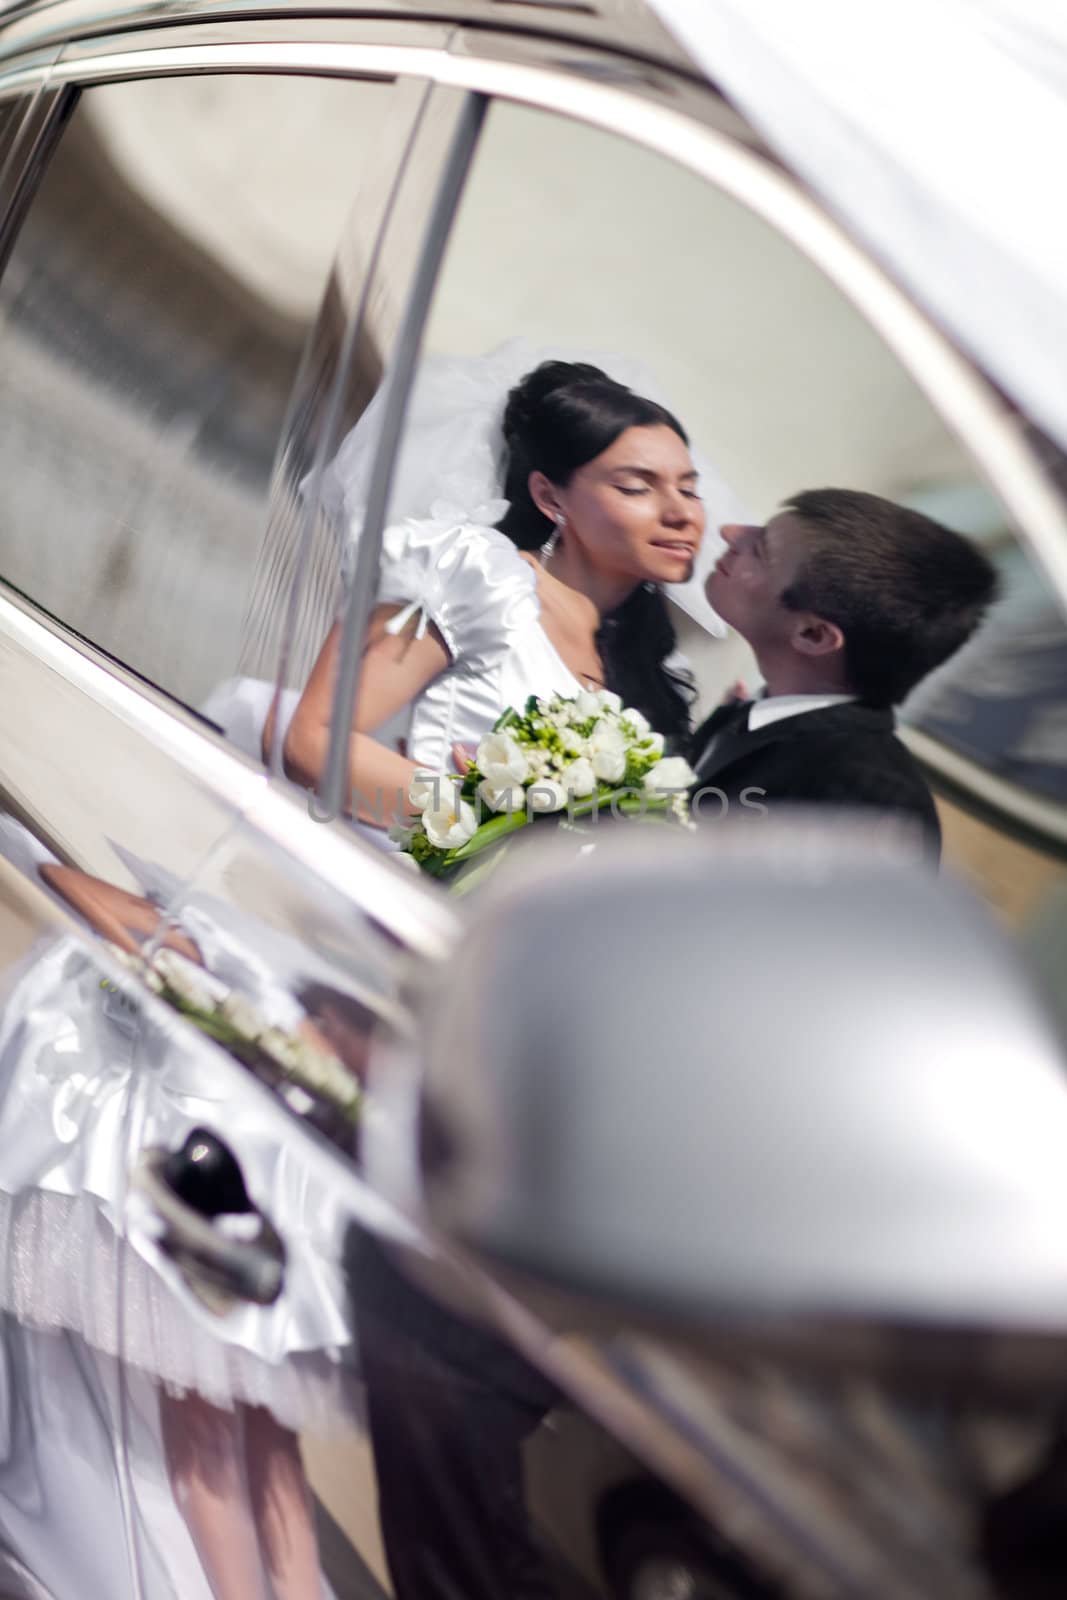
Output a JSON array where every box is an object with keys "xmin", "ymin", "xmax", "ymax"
[{"xmin": 275, "ymin": 355, "xmax": 710, "ymax": 820}]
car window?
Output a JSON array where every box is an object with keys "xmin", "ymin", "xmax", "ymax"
[
  {"xmin": 0, "ymin": 72, "xmax": 414, "ymax": 723},
  {"xmin": 295, "ymin": 94, "xmax": 1066, "ymax": 954}
]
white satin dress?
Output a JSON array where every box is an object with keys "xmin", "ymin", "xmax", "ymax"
[
  {"xmin": 372, "ymin": 509, "xmax": 585, "ymax": 767},
  {"xmin": 0, "ymin": 518, "xmax": 583, "ymax": 1433},
  {"xmin": 207, "ymin": 508, "xmax": 584, "ymax": 792}
]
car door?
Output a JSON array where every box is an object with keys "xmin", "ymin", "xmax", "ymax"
[
  {"xmin": 0, "ymin": 25, "xmax": 459, "ymax": 1597},
  {"xmin": 264, "ymin": 36, "xmax": 1067, "ymax": 1600},
  {"xmin": 0, "ymin": 9, "xmax": 1064, "ymax": 1600}
]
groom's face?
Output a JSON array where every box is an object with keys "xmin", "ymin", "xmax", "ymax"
[{"xmin": 704, "ymin": 512, "xmax": 810, "ymax": 649}]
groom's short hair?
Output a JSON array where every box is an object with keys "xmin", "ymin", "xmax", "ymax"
[{"xmin": 780, "ymin": 488, "xmax": 999, "ymax": 706}]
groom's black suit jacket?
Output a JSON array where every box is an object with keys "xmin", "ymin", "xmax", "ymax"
[{"xmin": 687, "ymin": 698, "xmax": 941, "ymax": 856}]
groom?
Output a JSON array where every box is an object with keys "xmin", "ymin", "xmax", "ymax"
[{"xmin": 689, "ymin": 488, "xmax": 1000, "ymax": 855}]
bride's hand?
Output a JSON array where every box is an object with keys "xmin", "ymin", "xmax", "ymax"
[{"xmin": 451, "ymin": 741, "xmax": 477, "ymax": 774}]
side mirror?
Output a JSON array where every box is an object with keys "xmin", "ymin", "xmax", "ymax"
[{"xmin": 410, "ymin": 821, "xmax": 1067, "ymax": 1387}]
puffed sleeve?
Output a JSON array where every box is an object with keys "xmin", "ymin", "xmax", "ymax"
[{"xmin": 369, "ymin": 509, "xmax": 540, "ymax": 673}]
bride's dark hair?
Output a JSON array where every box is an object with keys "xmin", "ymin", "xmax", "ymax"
[{"xmin": 497, "ymin": 360, "xmax": 695, "ymax": 743}]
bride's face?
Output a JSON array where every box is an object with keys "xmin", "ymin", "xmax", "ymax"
[{"xmin": 557, "ymin": 424, "xmax": 705, "ymax": 585}]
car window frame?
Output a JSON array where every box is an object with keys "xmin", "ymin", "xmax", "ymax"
[{"xmin": 0, "ymin": 21, "xmax": 1062, "ymax": 860}]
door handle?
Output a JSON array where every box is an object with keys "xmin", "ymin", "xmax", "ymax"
[{"xmin": 132, "ymin": 1128, "xmax": 286, "ymax": 1313}]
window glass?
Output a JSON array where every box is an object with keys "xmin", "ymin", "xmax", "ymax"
[
  {"xmin": 0, "ymin": 92, "xmax": 27, "ymax": 183},
  {"xmin": 0, "ymin": 73, "xmax": 407, "ymax": 713},
  {"xmin": 234, "ymin": 80, "xmax": 464, "ymax": 760},
  {"xmin": 309, "ymin": 97, "xmax": 1066, "ymax": 942}
]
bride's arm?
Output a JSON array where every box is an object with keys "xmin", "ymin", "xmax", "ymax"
[
  {"xmin": 38, "ymin": 864, "xmax": 204, "ymax": 961},
  {"xmin": 278, "ymin": 604, "xmax": 451, "ymax": 828}
]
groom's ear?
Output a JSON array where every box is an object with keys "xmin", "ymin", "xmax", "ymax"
[
  {"xmin": 791, "ymin": 614, "xmax": 846, "ymax": 660},
  {"xmin": 528, "ymin": 470, "xmax": 562, "ymax": 524}
]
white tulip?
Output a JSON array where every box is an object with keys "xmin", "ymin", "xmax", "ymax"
[
  {"xmin": 475, "ymin": 731, "xmax": 529, "ymax": 785},
  {"xmin": 423, "ymin": 796, "xmax": 479, "ymax": 848},
  {"xmin": 640, "ymin": 731, "xmax": 665, "ymax": 759},
  {"xmin": 622, "ymin": 707, "xmax": 651, "ymax": 739},
  {"xmin": 477, "ymin": 779, "xmax": 527, "ymax": 814},
  {"xmin": 643, "ymin": 756, "xmax": 696, "ymax": 792},
  {"xmin": 409, "ymin": 771, "xmax": 455, "ymax": 813},
  {"xmin": 155, "ymin": 950, "xmax": 220, "ymax": 1014},
  {"xmin": 221, "ymin": 991, "xmax": 267, "ymax": 1042},
  {"xmin": 527, "ymin": 779, "xmax": 568, "ymax": 813},
  {"xmin": 588, "ymin": 722, "xmax": 628, "ymax": 784},
  {"xmin": 559, "ymin": 756, "xmax": 596, "ymax": 798},
  {"xmin": 574, "ymin": 689, "xmax": 602, "ymax": 720},
  {"xmin": 594, "ymin": 689, "xmax": 623, "ymax": 715}
]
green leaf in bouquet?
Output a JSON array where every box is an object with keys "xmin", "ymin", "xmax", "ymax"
[
  {"xmin": 623, "ymin": 748, "xmax": 659, "ymax": 787},
  {"xmin": 406, "ymin": 830, "xmax": 454, "ymax": 877},
  {"xmin": 444, "ymin": 803, "xmax": 533, "ymax": 866}
]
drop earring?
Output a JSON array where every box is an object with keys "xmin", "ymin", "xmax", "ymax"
[{"xmin": 540, "ymin": 512, "xmax": 564, "ymax": 567}]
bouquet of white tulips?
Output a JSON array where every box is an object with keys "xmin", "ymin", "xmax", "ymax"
[
  {"xmin": 104, "ymin": 945, "xmax": 362, "ymax": 1134},
  {"xmin": 394, "ymin": 689, "xmax": 695, "ymax": 881}
]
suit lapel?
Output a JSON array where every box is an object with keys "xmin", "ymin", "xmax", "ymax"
[
  {"xmin": 690, "ymin": 700, "xmax": 753, "ymax": 781},
  {"xmin": 692, "ymin": 701, "xmax": 895, "ymax": 784}
]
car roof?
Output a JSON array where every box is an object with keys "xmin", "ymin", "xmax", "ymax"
[{"xmin": 0, "ymin": 0, "xmax": 700, "ymax": 75}]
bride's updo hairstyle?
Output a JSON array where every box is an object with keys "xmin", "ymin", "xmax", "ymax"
[{"xmin": 497, "ymin": 360, "xmax": 695, "ymax": 743}]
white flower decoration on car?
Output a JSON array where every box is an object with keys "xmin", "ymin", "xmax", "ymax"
[{"xmin": 423, "ymin": 796, "xmax": 479, "ymax": 848}]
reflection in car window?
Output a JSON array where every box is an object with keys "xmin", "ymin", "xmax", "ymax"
[
  {"xmin": 295, "ymin": 100, "xmax": 1044, "ymax": 887},
  {"xmin": 0, "ymin": 74, "xmax": 399, "ymax": 713},
  {"xmin": 907, "ymin": 523, "xmax": 1067, "ymax": 805}
]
